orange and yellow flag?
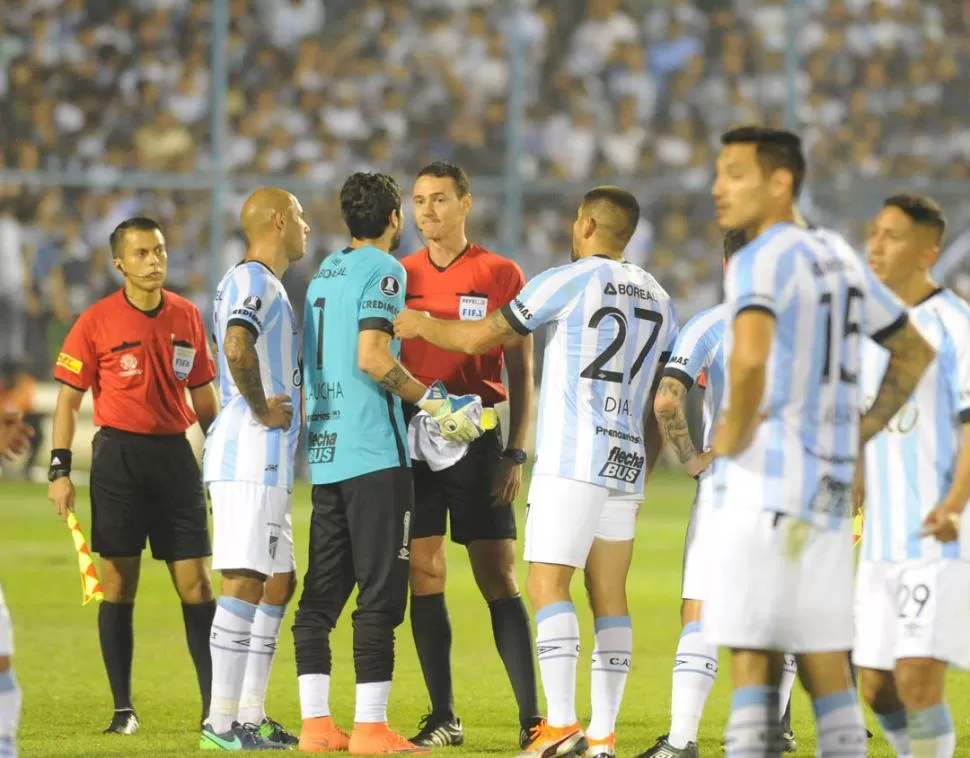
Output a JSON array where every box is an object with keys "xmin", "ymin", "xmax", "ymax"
[{"xmin": 66, "ymin": 511, "xmax": 104, "ymax": 605}]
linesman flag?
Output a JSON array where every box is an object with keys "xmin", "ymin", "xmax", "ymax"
[{"xmin": 66, "ymin": 511, "xmax": 104, "ymax": 605}]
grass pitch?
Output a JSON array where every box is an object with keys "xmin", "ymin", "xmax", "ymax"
[{"xmin": 1, "ymin": 470, "xmax": 967, "ymax": 756}]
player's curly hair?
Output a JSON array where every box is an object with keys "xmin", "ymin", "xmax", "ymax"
[{"xmin": 340, "ymin": 172, "xmax": 402, "ymax": 240}]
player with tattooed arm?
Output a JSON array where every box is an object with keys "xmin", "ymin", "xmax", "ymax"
[
  {"xmin": 397, "ymin": 186, "xmax": 676, "ymax": 758},
  {"xmin": 292, "ymin": 173, "xmax": 489, "ymax": 755}
]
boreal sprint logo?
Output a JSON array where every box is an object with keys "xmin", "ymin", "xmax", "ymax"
[
  {"xmin": 379, "ymin": 275, "xmax": 400, "ymax": 297},
  {"xmin": 598, "ymin": 446, "xmax": 645, "ymax": 484}
]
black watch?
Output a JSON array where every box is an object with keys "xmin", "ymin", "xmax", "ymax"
[{"xmin": 503, "ymin": 448, "xmax": 527, "ymax": 465}]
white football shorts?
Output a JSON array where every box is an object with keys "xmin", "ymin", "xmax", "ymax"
[
  {"xmin": 703, "ymin": 503, "xmax": 854, "ymax": 653},
  {"xmin": 682, "ymin": 471, "xmax": 714, "ymax": 601},
  {"xmin": 209, "ymin": 481, "xmax": 296, "ymax": 577},
  {"xmin": 853, "ymin": 558, "xmax": 970, "ymax": 671},
  {"xmin": 0, "ymin": 583, "xmax": 12, "ymax": 657},
  {"xmin": 523, "ymin": 473, "xmax": 640, "ymax": 568}
]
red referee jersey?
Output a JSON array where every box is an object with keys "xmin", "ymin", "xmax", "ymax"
[
  {"xmin": 400, "ymin": 244, "xmax": 525, "ymax": 405},
  {"xmin": 53, "ymin": 289, "xmax": 215, "ymax": 435}
]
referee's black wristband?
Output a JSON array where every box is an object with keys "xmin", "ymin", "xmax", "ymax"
[{"xmin": 49, "ymin": 449, "xmax": 72, "ymax": 479}]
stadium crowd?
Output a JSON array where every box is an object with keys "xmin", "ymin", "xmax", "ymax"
[{"xmin": 1, "ymin": 0, "xmax": 969, "ymax": 384}]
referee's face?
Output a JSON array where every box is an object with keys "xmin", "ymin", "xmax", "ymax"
[
  {"xmin": 115, "ymin": 228, "xmax": 168, "ymax": 291},
  {"xmin": 413, "ymin": 176, "xmax": 469, "ymax": 243}
]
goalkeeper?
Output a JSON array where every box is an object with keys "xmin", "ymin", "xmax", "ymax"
[{"xmin": 292, "ymin": 172, "xmax": 489, "ymax": 755}]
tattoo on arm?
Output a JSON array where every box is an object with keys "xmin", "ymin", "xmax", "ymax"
[
  {"xmin": 487, "ymin": 310, "xmax": 516, "ymax": 338},
  {"xmin": 224, "ymin": 326, "xmax": 267, "ymax": 417},
  {"xmin": 861, "ymin": 322, "xmax": 934, "ymax": 443},
  {"xmin": 378, "ymin": 365, "xmax": 409, "ymax": 392},
  {"xmin": 654, "ymin": 377, "xmax": 698, "ymax": 464}
]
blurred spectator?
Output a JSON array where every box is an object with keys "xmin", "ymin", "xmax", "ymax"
[{"xmin": 1, "ymin": 0, "xmax": 969, "ymax": 386}]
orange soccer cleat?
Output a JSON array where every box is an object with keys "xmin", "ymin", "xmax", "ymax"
[
  {"xmin": 348, "ymin": 722, "xmax": 431, "ymax": 755},
  {"xmin": 298, "ymin": 716, "xmax": 351, "ymax": 752},
  {"xmin": 517, "ymin": 720, "xmax": 588, "ymax": 758}
]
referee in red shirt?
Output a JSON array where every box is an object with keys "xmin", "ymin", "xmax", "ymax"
[
  {"xmin": 400, "ymin": 162, "xmax": 541, "ymax": 748},
  {"xmin": 46, "ymin": 217, "xmax": 219, "ymax": 735}
]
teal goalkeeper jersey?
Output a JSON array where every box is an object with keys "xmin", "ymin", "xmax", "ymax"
[{"xmin": 303, "ymin": 245, "xmax": 409, "ymax": 484}]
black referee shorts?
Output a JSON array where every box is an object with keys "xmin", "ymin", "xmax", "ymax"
[
  {"xmin": 410, "ymin": 424, "xmax": 517, "ymax": 546},
  {"xmin": 89, "ymin": 427, "xmax": 211, "ymax": 562},
  {"xmin": 301, "ymin": 466, "xmax": 414, "ymax": 632}
]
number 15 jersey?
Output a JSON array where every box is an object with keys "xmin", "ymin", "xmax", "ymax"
[{"xmin": 501, "ymin": 256, "xmax": 678, "ymax": 494}]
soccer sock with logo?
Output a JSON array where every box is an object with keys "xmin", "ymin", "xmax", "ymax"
[
  {"xmin": 724, "ymin": 685, "xmax": 779, "ymax": 757},
  {"xmin": 587, "ymin": 615, "xmax": 632, "ymax": 740},
  {"xmin": 208, "ymin": 596, "xmax": 257, "ymax": 733},
  {"xmin": 488, "ymin": 595, "xmax": 541, "ymax": 729},
  {"xmin": 668, "ymin": 621, "xmax": 718, "ymax": 748},
  {"xmin": 410, "ymin": 593, "xmax": 455, "ymax": 721},
  {"xmin": 813, "ymin": 689, "xmax": 867, "ymax": 757},
  {"xmin": 0, "ymin": 666, "xmax": 21, "ymax": 752},
  {"xmin": 875, "ymin": 708, "xmax": 912, "ymax": 757},
  {"xmin": 535, "ymin": 601, "xmax": 580, "ymax": 728},
  {"xmin": 908, "ymin": 704, "xmax": 955, "ymax": 758},
  {"xmin": 98, "ymin": 601, "xmax": 135, "ymax": 711},
  {"xmin": 238, "ymin": 602, "xmax": 285, "ymax": 725},
  {"xmin": 182, "ymin": 601, "xmax": 216, "ymax": 717},
  {"xmin": 778, "ymin": 654, "xmax": 797, "ymax": 721}
]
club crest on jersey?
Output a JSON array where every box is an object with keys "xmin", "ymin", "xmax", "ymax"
[
  {"xmin": 243, "ymin": 295, "xmax": 263, "ymax": 311},
  {"xmin": 379, "ymin": 275, "xmax": 400, "ymax": 297},
  {"xmin": 458, "ymin": 294, "xmax": 488, "ymax": 321}
]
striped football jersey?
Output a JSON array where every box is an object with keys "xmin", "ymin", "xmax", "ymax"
[
  {"xmin": 501, "ymin": 256, "xmax": 678, "ymax": 494},
  {"xmin": 664, "ymin": 304, "xmax": 726, "ymax": 450},
  {"xmin": 203, "ymin": 261, "xmax": 301, "ymax": 489},
  {"xmin": 716, "ymin": 224, "xmax": 908, "ymax": 529},
  {"xmin": 861, "ymin": 288, "xmax": 970, "ymax": 562}
]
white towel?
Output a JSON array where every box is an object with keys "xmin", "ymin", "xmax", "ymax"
[{"xmin": 407, "ymin": 403, "xmax": 485, "ymax": 471}]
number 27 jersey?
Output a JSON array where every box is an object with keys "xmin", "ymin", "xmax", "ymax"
[{"xmin": 502, "ymin": 256, "xmax": 678, "ymax": 494}]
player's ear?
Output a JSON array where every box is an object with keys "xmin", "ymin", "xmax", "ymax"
[
  {"xmin": 460, "ymin": 192, "xmax": 472, "ymax": 215},
  {"xmin": 584, "ymin": 215, "xmax": 597, "ymax": 239},
  {"xmin": 770, "ymin": 168, "xmax": 793, "ymax": 201}
]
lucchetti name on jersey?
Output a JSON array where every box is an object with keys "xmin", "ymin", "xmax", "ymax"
[{"xmin": 598, "ymin": 446, "xmax": 645, "ymax": 484}]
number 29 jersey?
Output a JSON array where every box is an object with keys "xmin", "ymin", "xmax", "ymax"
[{"xmin": 501, "ymin": 256, "xmax": 678, "ymax": 494}]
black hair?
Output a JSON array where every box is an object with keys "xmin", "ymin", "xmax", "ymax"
[
  {"xmin": 339, "ymin": 172, "xmax": 402, "ymax": 240},
  {"xmin": 883, "ymin": 192, "xmax": 946, "ymax": 241},
  {"xmin": 581, "ymin": 185, "xmax": 640, "ymax": 246},
  {"xmin": 109, "ymin": 217, "xmax": 163, "ymax": 258},
  {"xmin": 720, "ymin": 125, "xmax": 806, "ymax": 198},
  {"xmin": 723, "ymin": 229, "xmax": 748, "ymax": 259},
  {"xmin": 416, "ymin": 161, "xmax": 471, "ymax": 198}
]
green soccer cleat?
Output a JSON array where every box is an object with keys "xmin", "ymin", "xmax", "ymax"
[
  {"xmin": 253, "ymin": 717, "xmax": 298, "ymax": 746},
  {"xmin": 200, "ymin": 721, "xmax": 288, "ymax": 750}
]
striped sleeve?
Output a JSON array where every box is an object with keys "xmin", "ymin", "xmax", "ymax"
[
  {"xmin": 663, "ymin": 305, "xmax": 723, "ymax": 391},
  {"xmin": 723, "ymin": 232, "xmax": 793, "ymax": 317},
  {"xmin": 227, "ymin": 264, "xmax": 274, "ymax": 340},
  {"xmin": 953, "ymin": 312, "xmax": 970, "ymax": 423},
  {"xmin": 501, "ymin": 261, "xmax": 592, "ymax": 335},
  {"xmin": 861, "ymin": 264, "xmax": 907, "ymax": 344}
]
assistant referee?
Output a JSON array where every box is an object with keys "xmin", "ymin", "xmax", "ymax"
[{"xmin": 47, "ymin": 217, "xmax": 219, "ymax": 735}]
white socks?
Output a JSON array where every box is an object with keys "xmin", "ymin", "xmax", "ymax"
[
  {"xmin": 669, "ymin": 621, "xmax": 718, "ymax": 748},
  {"xmin": 535, "ymin": 602, "xmax": 580, "ymax": 728},
  {"xmin": 588, "ymin": 616, "xmax": 632, "ymax": 740},
  {"xmin": 354, "ymin": 682, "xmax": 391, "ymax": 724},
  {"xmin": 299, "ymin": 673, "xmax": 332, "ymax": 720},
  {"xmin": 778, "ymin": 654, "xmax": 797, "ymax": 719},
  {"xmin": 238, "ymin": 603, "xmax": 286, "ymax": 726},
  {"xmin": 909, "ymin": 704, "xmax": 955, "ymax": 758},
  {"xmin": 876, "ymin": 708, "xmax": 912, "ymax": 757},
  {"xmin": 0, "ymin": 667, "xmax": 21, "ymax": 758},
  {"xmin": 813, "ymin": 690, "xmax": 867, "ymax": 757},
  {"xmin": 208, "ymin": 596, "xmax": 257, "ymax": 734}
]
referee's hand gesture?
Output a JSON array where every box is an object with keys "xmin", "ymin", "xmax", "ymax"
[
  {"xmin": 258, "ymin": 395, "xmax": 294, "ymax": 430},
  {"xmin": 49, "ymin": 475, "xmax": 76, "ymax": 522}
]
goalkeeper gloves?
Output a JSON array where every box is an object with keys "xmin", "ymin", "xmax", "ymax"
[{"xmin": 417, "ymin": 380, "xmax": 498, "ymax": 442}]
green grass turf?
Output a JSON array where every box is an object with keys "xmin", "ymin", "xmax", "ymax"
[{"xmin": 1, "ymin": 470, "xmax": 967, "ymax": 756}]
